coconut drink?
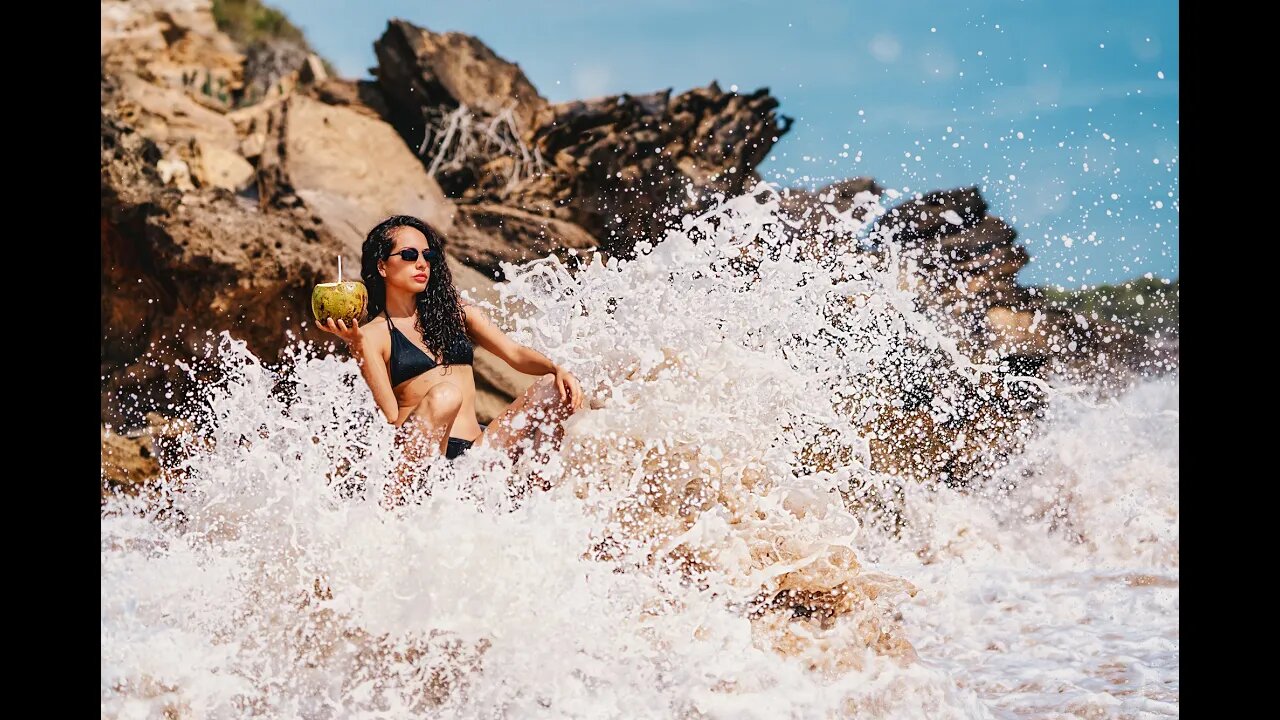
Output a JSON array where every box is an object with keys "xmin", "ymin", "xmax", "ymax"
[{"xmin": 312, "ymin": 256, "xmax": 367, "ymax": 324}]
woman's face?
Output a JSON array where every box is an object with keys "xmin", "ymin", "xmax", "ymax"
[{"xmin": 378, "ymin": 226, "xmax": 432, "ymax": 294}]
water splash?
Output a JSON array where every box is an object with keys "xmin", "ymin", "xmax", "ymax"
[{"xmin": 102, "ymin": 182, "xmax": 1176, "ymax": 718}]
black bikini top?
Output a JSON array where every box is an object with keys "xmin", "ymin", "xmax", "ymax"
[{"xmin": 385, "ymin": 313, "xmax": 475, "ymax": 386}]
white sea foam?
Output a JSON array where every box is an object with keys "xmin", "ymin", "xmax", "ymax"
[{"xmin": 102, "ymin": 182, "xmax": 1177, "ymax": 718}]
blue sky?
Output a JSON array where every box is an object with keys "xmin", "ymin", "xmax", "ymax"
[{"xmin": 271, "ymin": 0, "xmax": 1178, "ymax": 288}]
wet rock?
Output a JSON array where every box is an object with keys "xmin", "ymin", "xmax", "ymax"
[{"xmin": 448, "ymin": 203, "xmax": 598, "ymax": 279}]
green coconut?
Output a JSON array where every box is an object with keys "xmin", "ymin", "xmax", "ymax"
[{"xmin": 311, "ymin": 281, "xmax": 368, "ymax": 324}]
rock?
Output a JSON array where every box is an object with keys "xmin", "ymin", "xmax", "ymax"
[
  {"xmin": 878, "ymin": 187, "xmax": 1049, "ymax": 359},
  {"xmin": 448, "ymin": 203, "xmax": 598, "ymax": 278},
  {"xmin": 239, "ymin": 130, "xmax": 266, "ymax": 159},
  {"xmin": 776, "ymin": 178, "xmax": 884, "ymax": 258},
  {"xmin": 101, "ymin": 108, "xmax": 348, "ymax": 429},
  {"xmin": 371, "ymin": 20, "xmax": 554, "ymax": 202},
  {"xmin": 101, "ymin": 412, "xmax": 197, "ymax": 498},
  {"xmin": 101, "ymin": 0, "xmax": 244, "ymax": 108},
  {"xmin": 101, "ymin": 426, "xmax": 160, "ymax": 494},
  {"xmin": 102, "ymin": 0, "xmax": 231, "ymax": 58},
  {"xmin": 507, "ymin": 83, "xmax": 792, "ymax": 255},
  {"xmin": 241, "ymin": 38, "xmax": 311, "ymax": 105},
  {"xmin": 307, "ymin": 78, "xmax": 393, "ymax": 120},
  {"xmin": 883, "ymin": 186, "xmax": 988, "ymax": 248},
  {"xmin": 983, "ymin": 307, "xmax": 1055, "ymax": 356},
  {"xmin": 156, "ymin": 155, "xmax": 195, "ymax": 191},
  {"xmin": 300, "ymin": 54, "xmax": 328, "ymax": 84},
  {"xmin": 277, "ymin": 94, "xmax": 457, "ymax": 256},
  {"xmin": 104, "ymin": 64, "xmax": 256, "ymax": 196},
  {"xmin": 371, "ymin": 20, "xmax": 790, "ymax": 258},
  {"xmin": 194, "ymin": 138, "xmax": 256, "ymax": 192},
  {"xmin": 779, "ymin": 178, "xmax": 883, "ymax": 218},
  {"xmin": 110, "ymin": 71, "xmax": 241, "ymax": 149},
  {"xmin": 937, "ymin": 215, "xmax": 1017, "ymax": 260},
  {"xmin": 874, "ymin": 185, "xmax": 1158, "ymax": 380},
  {"xmin": 373, "ymin": 20, "xmax": 549, "ymax": 142}
]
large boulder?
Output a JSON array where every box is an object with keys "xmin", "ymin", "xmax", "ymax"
[
  {"xmin": 373, "ymin": 20, "xmax": 549, "ymax": 139},
  {"xmin": 274, "ymin": 93, "xmax": 457, "ymax": 252},
  {"xmin": 102, "ymin": 0, "xmax": 257, "ymax": 195}
]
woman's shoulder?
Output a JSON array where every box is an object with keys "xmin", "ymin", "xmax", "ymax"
[
  {"xmin": 358, "ymin": 315, "xmax": 391, "ymax": 344},
  {"xmin": 460, "ymin": 302, "xmax": 491, "ymax": 323}
]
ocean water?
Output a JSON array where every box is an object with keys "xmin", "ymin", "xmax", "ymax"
[{"xmin": 101, "ymin": 183, "xmax": 1177, "ymax": 719}]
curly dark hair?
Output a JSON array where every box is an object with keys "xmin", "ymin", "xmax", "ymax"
[{"xmin": 361, "ymin": 215, "xmax": 468, "ymax": 364}]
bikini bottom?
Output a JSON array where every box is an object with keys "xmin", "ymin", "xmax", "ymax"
[{"xmin": 445, "ymin": 422, "xmax": 488, "ymax": 460}]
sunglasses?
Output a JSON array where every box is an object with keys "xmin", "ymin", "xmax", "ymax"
[{"xmin": 385, "ymin": 247, "xmax": 441, "ymax": 263}]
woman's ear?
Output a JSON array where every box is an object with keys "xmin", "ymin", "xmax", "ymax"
[{"xmin": 377, "ymin": 259, "xmax": 387, "ymax": 278}]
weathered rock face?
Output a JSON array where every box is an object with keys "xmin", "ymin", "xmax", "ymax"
[
  {"xmin": 271, "ymin": 93, "xmax": 457, "ymax": 250},
  {"xmin": 882, "ymin": 187, "xmax": 1028, "ymax": 310},
  {"xmin": 373, "ymin": 20, "xmax": 549, "ymax": 138},
  {"xmin": 241, "ymin": 39, "xmax": 314, "ymax": 105},
  {"xmin": 101, "ymin": 426, "xmax": 161, "ymax": 496},
  {"xmin": 875, "ymin": 187, "xmax": 1160, "ymax": 379},
  {"xmin": 371, "ymin": 20, "xmax": 791, "ymax": 263},
  {"xmin": 370, "ymin": 21, "xmax": 550, "ymax": 202},
  {"xmin": 102, "ymin": 0, "xmax": 245, "ymax": 109},
  {"xmin": 101, "ymin": 108, "xmax": 347, "ymax": 428},
  {"xmin": 308, "ymin": 77, "xmax": 394, "ymax": 120},
  {"xmin": 448, "ymin": 204, "xmax": 598, "ymax": 278},
  {"xmin": 513, "ymin": 84, "xmax": 790, "ymax": 255}
]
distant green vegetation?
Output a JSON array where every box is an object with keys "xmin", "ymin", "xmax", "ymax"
[
  {"xmin": 211, "ymin": 0, "xmax": 335, "ymax": 75},
  {"xmin": 212, "ymin": 0, "xmax": 309, "ymax": 46},
  {"xmin": 1039, "ymin": 276, "xmax": 1179, "ymax": 336}
]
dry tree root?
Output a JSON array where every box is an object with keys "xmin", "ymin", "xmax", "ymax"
[{"xmin": 417, "ymin": 103, "xmax": 546, "ymax": 188}]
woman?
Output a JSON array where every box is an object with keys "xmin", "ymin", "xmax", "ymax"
[{"xmin": 319, "ymin": 215, "xmax": 584, "ymax": 488}]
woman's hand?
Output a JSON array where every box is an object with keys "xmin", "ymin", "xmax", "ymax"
[
  {"xmin": 554, "ymin": 366, "xmax": 584, "ymax": 411},
  {"xmin": 319, "ymin": 318, "xmax": 363, "ymax": 350}
]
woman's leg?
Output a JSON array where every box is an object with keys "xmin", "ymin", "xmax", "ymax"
[
  {"xmin": 388, "ymin": 383, "xmax": 463, "ymax": 503},
  {"xmin": 473, "ymin": 373, "xmax": 575, "ymax": 466}
]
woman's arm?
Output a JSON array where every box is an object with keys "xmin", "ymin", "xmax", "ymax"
[
  {"xmin": 321, "ymin": 319, "xmax": 399, "ymax": 424},
  {"xmin": 464, "ymin": 305, "xmax": 584, "ymax": 409},
  {"xmin": 464, "ymin": 305, "xmax": 557, "ymax": 375}
]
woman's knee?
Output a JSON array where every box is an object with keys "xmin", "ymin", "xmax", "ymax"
[
  {"xmin": 528, "ymin": 373, "xmax": 572, "ymax": 413},
  {"xmin": 413, "ymin": 383, "xmax": 464, "ymax": 419},
  {"xmin": 518, "ymin": 374, "xmax": 555, "ymax": 403}
]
